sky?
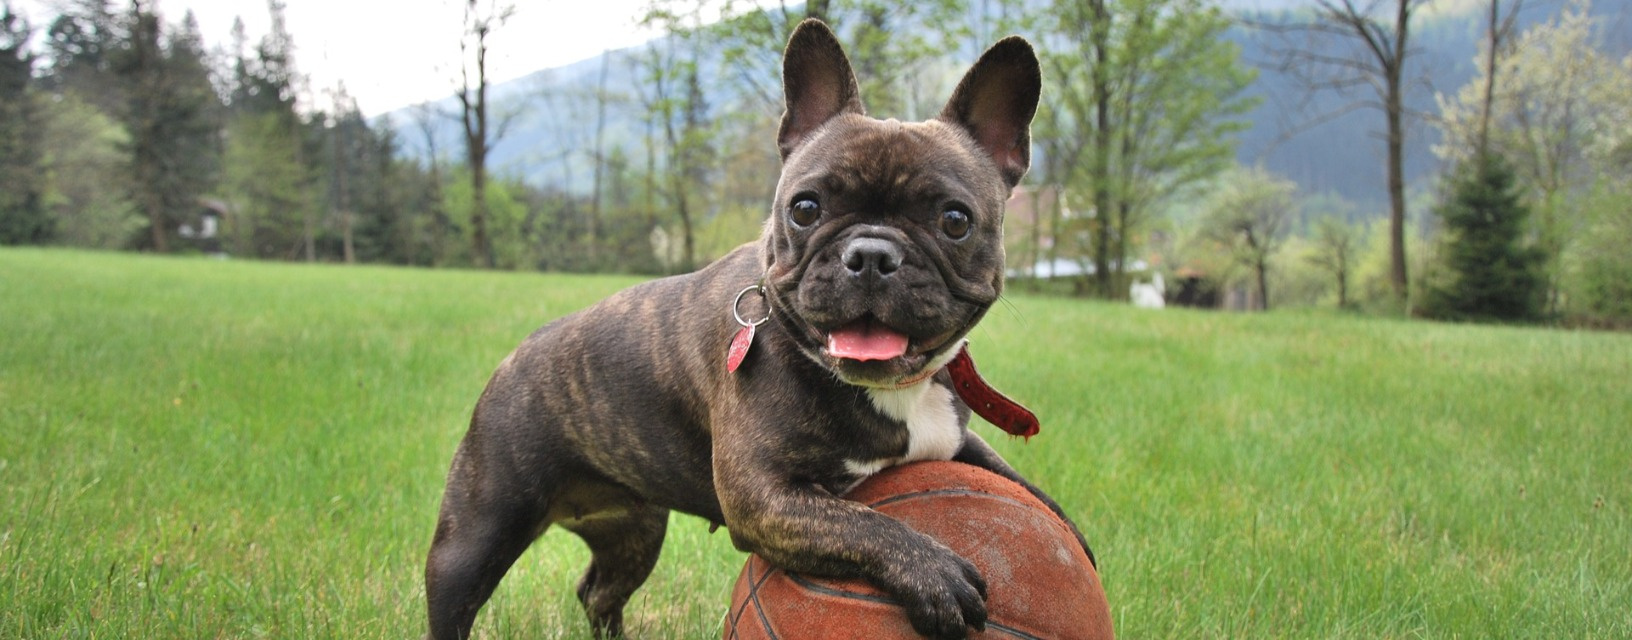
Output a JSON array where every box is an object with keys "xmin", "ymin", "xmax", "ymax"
[{"xmin": 10, "ymin": 0, "xmax": 673, "ymax": 116}]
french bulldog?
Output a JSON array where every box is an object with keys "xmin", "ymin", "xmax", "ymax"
[{"xmin": 425, "ymin": 18, "xmax": 1091, "ymax": 640}]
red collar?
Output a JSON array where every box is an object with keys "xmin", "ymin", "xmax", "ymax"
[
  {"xmin": 944, "ymin": 346, "xmax": 1040, "ymax": 439},
  {"xmin": 891, "ymin": 347, "xmax": 1041, "ymax": 438}
]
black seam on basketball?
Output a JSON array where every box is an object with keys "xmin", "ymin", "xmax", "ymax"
[
  {"xmin": 730, "ymin": 555, "xmax": 778, "ymax": 636},
  {"xmin": 864, "ymin": 488, "xmax": 1041, "ymax": 514},
  {"xmin": 783, "ymin": 572, "xmax": 1048, "ymax": 639},
  {"xmin": 985, "ymin": 621, "xmax": 1046, "ymax": 639},
  {"xmin": 746, "ymin": 556, "xmax": 781, "ymax": 639},
  {"xmin": 784, "ymin": 571, "xmax": 900, "ymax": 605},
  {"xmin": 726, "ymin": 558, "xmax": 755, "ymax": 631}
]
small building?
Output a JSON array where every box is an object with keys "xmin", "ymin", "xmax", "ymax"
[{"xmin": 178, "ymin": 198, "xmax": 231, "ymax": 255}]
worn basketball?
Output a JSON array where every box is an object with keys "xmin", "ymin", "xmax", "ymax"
[{"xmin": 722, "ymin": 461, "xmax": 1112, "ymax": 639}]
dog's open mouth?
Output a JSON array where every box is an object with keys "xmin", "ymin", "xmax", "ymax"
[
  {"xmin": 825, "ymin": 316, "xmax": 910, "ymax": 362},
  {"xmin": 818, "ymin": 315, "xmax": 952, "ymax": 387}
]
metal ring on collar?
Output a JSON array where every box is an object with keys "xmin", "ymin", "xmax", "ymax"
[{"xmin": 732, "ymin": 285, "xmax": 770, "ymax": 328}]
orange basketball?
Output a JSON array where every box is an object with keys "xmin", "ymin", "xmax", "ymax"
[{"xmin": 722, "ymin": 461, "xmax": 1112, "ymax": 639}]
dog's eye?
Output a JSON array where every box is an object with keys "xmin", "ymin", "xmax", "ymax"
[
  {"xmin": 940, "ymin": 208, "xmax": 972, "ymax": 240},
  {"xmin": 789, "ymin": 198, "xmax": 821, "ymax": 228}
]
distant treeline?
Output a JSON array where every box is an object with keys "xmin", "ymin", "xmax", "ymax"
[
  {"xmin": 0, "ymin": 0, "xmax": 676, "ymax": 273},
  {"xmin": 3, "ymin": 0, "xmax": 1629, "ymax": 326}
]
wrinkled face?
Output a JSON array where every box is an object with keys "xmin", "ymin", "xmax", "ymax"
[{"xmin": 763, "ymin": 114, "xmax": 1009, "ymax": 387}]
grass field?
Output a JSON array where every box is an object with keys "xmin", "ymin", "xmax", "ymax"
[{"xmin": 3, "ymin": 247, "xmax": 1629, "ymax": 639}]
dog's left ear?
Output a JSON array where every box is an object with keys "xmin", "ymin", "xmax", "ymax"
[{"xmin": 939, "ymin": 37, "xmax": 1041, "ymax": 190}]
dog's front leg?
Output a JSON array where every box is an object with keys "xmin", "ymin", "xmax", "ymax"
[
  {"xmin": 954, "ymin": 432, "xmax": 1096, "ymax": 567},
  {"xmin": 714, "ymin": 445, "xmax": 990, "ymax": 640}
]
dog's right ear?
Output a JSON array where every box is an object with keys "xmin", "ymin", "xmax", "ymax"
[{"xmin": 777, "ymin": 19, "xmax": 864, "ymax": 160}]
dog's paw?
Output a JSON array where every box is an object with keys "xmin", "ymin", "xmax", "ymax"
[{"xmin": 888, "ymin": 547, "xmax": 989, "ymax": 640}]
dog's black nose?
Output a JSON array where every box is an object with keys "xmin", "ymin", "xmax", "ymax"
[{"xmin": 842, "ymin": 237, "xmax": 903, "ymax": 277}]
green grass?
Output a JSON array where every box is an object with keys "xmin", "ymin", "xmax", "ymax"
[{"xmin": 3, "ymin": 248, "xmax": 1629, "ymax": 638}]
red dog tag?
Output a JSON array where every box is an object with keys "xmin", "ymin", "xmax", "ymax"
[
  {"xmin": 727, "ymin": 324, "xmax": 754, "ymax": 373},
  {"xmin": 727, "ymin": 284, "xmax": 768, "ymax": 373}
]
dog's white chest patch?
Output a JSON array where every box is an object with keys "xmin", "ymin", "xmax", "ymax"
[{"xmin": 844, "ymin": 382, "xmax": 962, "ymax": 480}]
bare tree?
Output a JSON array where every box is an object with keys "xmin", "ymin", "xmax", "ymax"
[
  {"xmin": 328, "ymin": 83, "xmax": 356, "ymax": 264},
  {"xmin": 455, "ymin": 0, "xmax": 516, "ymax": 269},
  {"xmin": 412, "ymin": 102, "xmax": 451, "ymax": 264},
  {"xmin": 1255, "ymin": 0, "xmax": 1425, "ymax": 306},
  {"xmin": 634, "ymin": 7, "xmax": 716, "ymax": 273},
  {"xmin": 1475, "ymin": 0, "xmax": 1522, "ymax": 154},
  {"xmin": 588, "ymin": 49, "xmax": 613, "ymax": 265}
]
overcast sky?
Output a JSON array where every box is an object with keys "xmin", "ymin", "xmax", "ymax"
[{"xmin": 10, "ymin": 0, "xmax": 674, "ymax": 116}]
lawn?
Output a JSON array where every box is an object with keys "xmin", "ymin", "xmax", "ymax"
[{"xmin": 2, "ymin": 248, "xmax": 1628, "ymax": 638}]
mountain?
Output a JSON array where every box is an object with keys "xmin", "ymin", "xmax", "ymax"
[{"xmin": 381, "ymin": 2, "xmax": 1632, "ymax": 214}]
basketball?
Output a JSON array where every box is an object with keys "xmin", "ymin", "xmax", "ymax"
[{"xmin": 722, "ymin": 461, "xmax": 1112, "ymax": 639}]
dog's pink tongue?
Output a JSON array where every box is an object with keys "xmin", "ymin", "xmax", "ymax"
[{"xmin": 827, "ymin": 322, "xmax": 910, "ymax": 361}]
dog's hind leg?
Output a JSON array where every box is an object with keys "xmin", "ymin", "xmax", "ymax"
[
  {"xmin": 424, "ymin": 435, "xmax": 557, "ymax": 640},
  {"xmin": 556, "ymin": 488, "xmax": 669, "ymax": 639}
]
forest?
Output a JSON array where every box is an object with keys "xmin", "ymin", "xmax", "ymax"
[{"xmin": 2, "ymin": 0, "xmax": 1630, "ymax": 326}]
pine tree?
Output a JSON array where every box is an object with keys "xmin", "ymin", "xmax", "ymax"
[
  {"xmin": 43, "ymin": 0, "xmax": 120, "ymax": 113},
  {"xmin": 0, "ymin": 2, "xmax": 51, "ymax": 245},
  {"xmin": 221, "ymin": 1, "xmax": 318, "ymax": 260},
  {"xmin": 1423, "ymin": 152, "xmax": 1546, "ymax": 322},
  {"xmin": 113, "ymin": 1, "xmax": 220, "ymax": 252}
]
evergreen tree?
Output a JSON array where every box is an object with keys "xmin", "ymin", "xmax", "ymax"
[
  {"xmin": 112, "ymin": 1, "xmax": 220, "ymax": 252},
  {"xmin": 1423, "ymin": 152, "xmax": 1546, "ymax": 322},
  {"xmin": 43, "ymin": 0, "xmax": 120, "ymax": 113},
  {"xmin": 350, "ymin": 116, "xmax": 412, "ymax": 264},
  {"xmin": 221, "ymin": 0, "xmax": 317, "ymax": 260},
  {"xmin": 1, "ymin": 2, "xmax": 51, "ymax": 245}
]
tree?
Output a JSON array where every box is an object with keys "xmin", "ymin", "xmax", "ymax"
[
  {"xmin": 1471, "ymin": 0, "xmax": 1522, "ymax": 155},
  {"xmin": 587, "ymin": 49, "xmax": 615, "ymax": 265},
  {"xmin": 220, "ymin": 1, "xmax": 315, "ymax": 260},
  {"xmin": 635, "ymin": 0, "xmax": 975, "ymax": 272},
  {"xmin": 1569, "ymin": 133, "xmax": 1632, "ymax": 323},
  {"xmin": 113, "ymin": 1, "xmax": 221, "ymax": 253},
  {"xmin": 1256, "ymin": 0, "xmax": 1426, "ymax": 307},
  {"xmin": 411, "ymin": 102, "xmax": 455, "ymax": 265},
  {"xmin": 42, "ymin": 0, "xmax": 120, "ymax": 113},
  {"xmin": 643, "ymin": 0, "xmax": 970, "ymax": 116},
  {"xmin": 39, "ymin": 92, "xmax": 141, "ymax": 249},
  {"xmin": 1435, "ymin": 0, "xmax": 1632, "ymax": 313},
  {"xmin": 630, "ymin": 18, "xmax": 713, "ymax": 273},
  {"xmin": 221, "ymin": 110, "xmax": 314, "ymax": 258},
  {"xmin": 1200, "ymin": 166, "xmax": 1296, "ymax": 310},
  {"xmin": 349, "ymin": 114, "xmax": 422, "ymax": 265},
  {"xmin": 0, "ymin": 1, "xmax": 51, "ymax": 245},
  {"xmin": 1421, "ymin": 152, "xmax": 1544, "ymax": 322},
  {"xmin": 325, "ymin": 85, "xmax": 364, "ymax": 264},
  {"xmin": 1306, "ymin": 214, "xmax": 1362, "ymax": 308},
  {"xmin": 1024, "ymin": 0, "xmax": 1256, "ymax": 298},
  {"xmin": 454, "ymin": 0, "xmax": 517, "ymax": 269}
]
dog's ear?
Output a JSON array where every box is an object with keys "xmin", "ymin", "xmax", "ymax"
[
  {"xmin": 778, "ymin": 19, "xmax": 864, "ymax": 159},
  {"xmin": 939, "ymin": 36, "xmax": 1041, "ymax": 189}
]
